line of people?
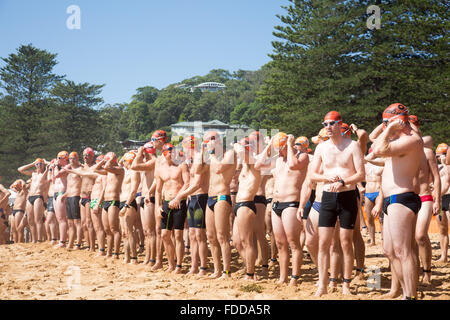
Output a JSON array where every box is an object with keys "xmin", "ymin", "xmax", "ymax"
[{"xmin": 1, "ymin": 104, "xmax": 449, "ymax": 299}]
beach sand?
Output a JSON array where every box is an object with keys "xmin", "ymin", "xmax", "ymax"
[{"xmin": 0, "ymin": 232, "xmax": 448, "ymax": 300}]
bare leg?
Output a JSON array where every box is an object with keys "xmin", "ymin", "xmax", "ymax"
[
  {"xmin": 196, "ymin": 228, "xmax": 208, "ymax": 276},
  {"xmin": 305, "ymin": 208, "xmax": 319, "ymax": 267},
  {"xmin": 236, "ymin": 207, "xmax": 257, "ymax": 281},
  {"xmin": 206, "ymin": 206, "xmax": 222, "ymax": 278},
  {"xmin": 174, "ymin": 229, "xmax": 184, "ymax": 273},
  {"xmin": 33, "ymin": 199, "xmax": 45, "ymax": 242},
  {"xmin": 161, "ymin": 229, "xmax": 176, "ymax": 271},
  {"xmin": 271, "ymin": 211, "xmax": 289, "ymax": 284},
  {"xmin": 108, "ymin": 206, "xmax": 121, "ymax": 258},
  {"xmin": 415, "ymin": 201, "xmax": 433, "ymax": 284},
  {"xmin": 187, "ymin": 228, "xmax": 199, "ymax": 275},
  {"xmin": 254, "ymin": 203, "xmax": 269, "ymax": 277},
  {"xmin": 67, "ymin": 219, "xmax": 75, "ymax": 249},
  {"xmin": 329, "ymin": 223, "xmax": 342, "ymax": 290},
  {"xmin": 436, "ymin": 211, "xmax": 448, "ymax": 262},
  {"xmin": 55, "ymin": 197, "xmax": 68, "ymax": 247},
  {"xmin": 353, "ymin": 201, "xmax": 366, "ymax": 280},
  {"xmin": 282, "ymin": 207, "xmax": 303, "ymax": 286},
  {"xmin": 364, "ymin": 199, "xmax": 376, "ymax": 246},
  {"xmin": 215, "ymin": 201, "xmax": 232, "ymax": 279},
  {"xmin": 315, "ymin": 226, "xmax": 335, "ymax": 297}
]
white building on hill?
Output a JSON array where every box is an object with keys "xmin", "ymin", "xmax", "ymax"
[{"xmin": 171, "ymin": 120, "xmax": 249, "ymax": 140}]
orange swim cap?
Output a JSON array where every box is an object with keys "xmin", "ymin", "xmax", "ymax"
[
  {"xmin": 341, "ymin": 123, "xmax": 351, "ymax": 138},
  {"xmin": 307, "ymin": 148, "xmax": 313, "ymax": 154},
  {"xmin": 295, "ymin": 136, "xmax": 309, "ymax": 148},
  {"xmin": 181, "ymin": 135, "xmax": 197, "ymax": 151},
  {"xmin": 382, "ymin": 103, "xmax": 409, "ymax": 128},
  {"xmin": 35, "ymin": 158, "xmax": 45, "ymax": 164},
  {"xmin": 272, "ymin": 132, "xmax": 287, "ymax": 149},
  {"xmin": 143, "ymin": 141, "xmax": 156, "ymax": 154},
  {"xmin": 69, "ymin": 152, "xmax": 78, "ymax": 159},
  {"xmin": 318, "ymin": 128, "xmax": 329, "ymax": 141},
  {"xmin": 151, "ymin": 130, "xmax": 167, "ymax": 143},
  {"xmin": 324, "ymin": 111, "xmax": 342, "ymax": 122},
  {"xmin": 57, "ymin": 151, "xmax": 69, "ymax": 160},
  {"xmin": 436, "ymin": 143, "xmax": 448, "ymax": 155},
  {"xmin": 408, "ymin": 115, "xmax": 419, "ymax": 128},
  {"xmin": 123, "ymin": 151, "xmax": 136, "ymax": 164},
  {"xmin": 162, "ymin": 143, "xmax": 175, "ymax": 157}
]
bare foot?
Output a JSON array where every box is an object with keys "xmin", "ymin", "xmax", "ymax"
[
  {"xmin": 380, "ymin": 290, "xmax": 401, "ymax": 299},
  {"xmin": 421, "ymin": 272, "xmax": 431, "ymax": 285},
  {"xmin": 289, "ymin": 278, "xmax": 298, "ymax": 287},
  {"xmin": 315, "ymin": 286, "xmax": 327, "ymax": 297},
  {"xmin": 151, "ymin": 261, "xmax": 163, "ymax": 271},
  {"xmin": 186, "ymin": 268, "xmax": 198, "ymax": 276},
  {"xmin": 174, "ymin": 266, "xmax": 183, "ymax": 274},
  {"xmin": 123, "ymin": 257, "xmax": 130, "ymax": 264},
  {"xmin": 198, "ymin": 268, "xmax": 208, "ymax": 277},
  {"xmin": 436, "ymin": 256, "xmax": 447, "ymax": 263},
  {"xmin": 218, "ymin": 273, "xmax": 231, "ymax": 280},
  {"xmin": 245, "ymin": 274, "xmax": 258, "ymax": 281},
  {"xmin": 209, "ymin": 271, "xmax": 221, "ymax": 279},
  {"xmin": 166, "ymin": 265, "xmax": 175, "ymax": 273},
  {"xmin": 276, "ymin": 278, "xmax": 288, "ymax": 285},
  {"xmin": 95, "ymin": 251, "xmax": 106, "ymax": 258},
  {"xmin": 54, "ymin": 242, "xmax": 65, "ymax": 249},
  {"xmin": 130, "ymin": 259, "xmax": 138, "ymax": 265},
  {"xmin": 269, "ymin": 259, "xmax": 277, "ymax": 267},
  {"xmin": 113, "ymin": 254, "xmax": 119, "ymax": 260},
  {"xmin": 342, "ymin": 284, "xmax": 353, "ymax": 295}
]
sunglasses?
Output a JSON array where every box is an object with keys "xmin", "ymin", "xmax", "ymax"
[
  {"xmin": 69, "ymin": 157, "xmax": 77, "ymax": 160},
  {"xmin": 57, "ymin": 157, "xmax": 67, "ymax": 160},
  {"xmin": 322, "ymin": 120, "xmax": 341, "ymax": 127}
]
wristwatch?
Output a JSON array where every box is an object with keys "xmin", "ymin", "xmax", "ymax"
[
  {"xmin": 124, "ymin": 203, "xmax": 131, "ymax": 208},
  {"xmin": 338, "ymin": 179, "xmax": 345, "ymax": 186}
]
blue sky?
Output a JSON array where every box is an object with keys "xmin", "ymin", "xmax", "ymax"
[{"xmin": 0, "ymin": 0, "xmax": 289, "ymax": 105}]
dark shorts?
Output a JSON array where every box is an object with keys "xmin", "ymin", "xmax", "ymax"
[
  {"xmin": 187, "ymin": 194, "xmax": 208, "ymax": 229},
  {"xmin": 12, "ymin": 209, "xmax": 25, "ymax": 217},
  {"xmin": 66, "ymin": 196, "xmax": 81, "ymax": 220},
  {"xmin": 47, "ymin": 196, "xmax": 55, "ymax": 213},
  {"xmin": 161, "ymin": 200, "xmax": 187, "ymax": 230},
  {"xmin": 383, "ymin": 192, "xmax": 421, "ymax": 216},
  {"xmin": 28, "ymin": 195, "xmax": 44, "ymax": 206},
  {"xmin": 103, "ymin": 200, "xmax": 120, "ymax": 212},
  {"xmin": 207, "ymin": 195, "xmax": 232, "ymax": 212},
  {"xmin": 442, "ymin": 194, "xmax": 450, "ymax": 212},
  {"xmin": 272, "ymin": 201, "xmax": 300, "ymax": 217},
  {"xmin": 319, "ymin": 190, "xmax": 358, "ymax": 230},
  {"xmin": 302, "ymin": 189, "xmax": 316, "ymax": 220},
  {"xmin": 234, "ymin": 201, "xmax": 257, "ymax": 216},
  {"xmin": 254, "ymin": 195, "xmax": 267, "ymax": 206},
  {"xmin": 81, "ymin": 197, "xmax": 91, "ymax": 207},
  {"xmin": 119, "ymin": 200, "xmax": 138, "ymax": 211}
]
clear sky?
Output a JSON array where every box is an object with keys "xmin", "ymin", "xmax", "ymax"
[{"xmin": 0, "ymin": 0, "xmax": 289, "ymax": 105}]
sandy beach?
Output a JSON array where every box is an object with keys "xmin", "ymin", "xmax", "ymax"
[{"xmin": 0, "ymin": 231, "xmax": 448, "ymax": 301}]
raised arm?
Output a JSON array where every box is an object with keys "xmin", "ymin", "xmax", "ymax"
[
  {"xmin": 216, "ymin": 149, "xmax": 236, "ymax": 174},
  {"xmin": 425, "ymin": 148, "xmax": 441, "ymax": 215},
  {"xmin": 18, "ymin": 161, "xmax": 36, "ymax": 176},
  {"xmin": 351, "ymin": 124, "xmax": 368, "ymax": 155},
  {"xmin": 369, "ymin": 123, "xmax": 384, "ymax": 143}
]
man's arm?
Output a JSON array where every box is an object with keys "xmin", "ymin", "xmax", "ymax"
[
  {"xmin": 287, "ymin": 135, "xmax": 309, "ymax": 171},
  {"xmin": 104, "ymin": 159, "xmax": 124, "ymax": 175},
  {"xmin": 425, "ymin": 148, "xmax": 441, "ymax": 215},
  {"xmin": 309, "ymin": 145, "xmax": 333, "ymax": 183},
  {"xmin": 0, "ymin": 184, "xmax": 11, "ymax": 204},
  {"xmin": 154, "ymin": 174, "xmax": 164, "ymax": 218},
  {"xmin": 18, "ymin": 162, "xmax": 36, "ymax": 176},
  {"xmin": 369, "ymin": 123, "xmax": 384, "ymax": 143},
  {"xmin": 342, "ymin": 142, "xmax": 366, "ymax": 186},
  {"xmin": 372, "ymin": 121, "xmax": 422, "ymax": 158},
  {"xmin": 351, "ymin": 124, "xmax": 368, "ymax": 155},
  {"xmin": 216, "ymin": 149, "xmax": 236, "ymax": 174}
]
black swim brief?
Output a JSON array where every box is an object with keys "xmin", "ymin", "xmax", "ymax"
[
  {"xmin": 66, "ymin": 196, "xmax": 81, "ymax": 220},
  {"xmin": 207, "ymin": 195, "xmax": 232, "ymax": 212},
  {"xmin": 272, "ymin": 201, "xmax": 300, "ymax": 217},
  {"xmin": 188, "ymin": 194, "xmax": 208, "ymax": 228},
  {"xmin": 266, "ymin": 198, "xmax": 273, "ymax": 205},
  {"xmin": 119, "ymin": 199, "xmax": 138, "ymax": 211},
  {"xmin": 319, "ymin": 190, "xmax": 358, "ymax": 230},
  {"xmin": 12, "ymin": 209, "xmax": 25, "ymax": 217},
  {"xmin": 54, "ymin": 191, "xmax": 65, "ymax": 201},
  {"xmin": 383, "ymin": 192, "xmax": 421, "ymax": 216},
  {"xmin": 234, "ymin": 201, "xmax": 257, "ymax": 216},
  {"xmin": 80, "ymin": 197, "xmax": 91, "ymax": 207},
  {"xmin": 254, "ymin": 195, "xmax": 267, "ymax": 206},
  {"xmin": 28, "ymin": 195, "xmax": 44, "ymax": 206},
  {"xmin": 161, "ymin": 199, "xmax": 187, "ymax": 231},
  {"xmin": 103, "ymin": 200, "xmax": 120, "ymax": 212}
]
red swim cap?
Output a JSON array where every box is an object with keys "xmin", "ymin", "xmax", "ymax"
[
  {"xmin": 203, "ymin": 131, "xmax": 220, "ymax": 144},
  {"xmin": 123, "ymin": 151, "xmax": 136, "ymax": 164},
  {"xmin": 83, "ymin": 147, "xmax": 95, "ymax": 156},
  {"xmin": 408, "ymin": 115, "xmax": 419, "ymax": 128},
  {"xmin": 162, "ymin": 143, "xmax": 174, "ymax": 157},
  {"xmin": 181, "ymin": 135, "xmax": 197, "ymax": 151},
  {"xmin": 143, "ymin": 141, "xmax": 156, "ymax": 154},
  {"xmin": 152, "ymin": 130, "xmax": 167, "ymax": 143},
  {"xmin": 105, "ymin": 152, "xmax": 117, "ymax": 164},
  {"xmin": 382, "ymin": 103, "xmax": 409, "ymax": 128},
  {"xmin": 341, "ymin": 123, "xmax": 351, "ymax": 138},
  {"xmin": 324, "ymin": 111, "xmax": 342, "ymax": 122},
  {"xmin": 95, "ymin": 155, "xmax": 104, "ymax": 163},
  {"xmin": 239, "ymin": 137, "xmax": 251, "ymax": 151}
]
